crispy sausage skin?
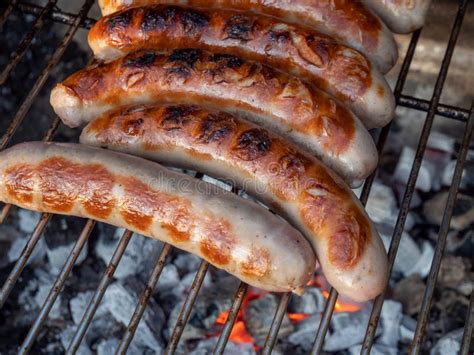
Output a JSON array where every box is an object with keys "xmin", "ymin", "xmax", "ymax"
[
  {"xmin": 363, "ymin": 0, "xmax": 432, "ymax": 33},
  {"xmin": 50, "ymin": 49, "xmax": 378, "ymax": 188},
  {"xmin": 0, "ymin": 142, "xmax": 316, "ymax": 294},
  {"xmin": 88, "ymin": 5, "xmax": 395, "ymax": 128},
  {"xmin": 97, "ymin": 0, "xmax": 398, "ymax": 73},
  {"xmin": 80, "ymin": 105, "xmax": 388, "ymax": 302}
]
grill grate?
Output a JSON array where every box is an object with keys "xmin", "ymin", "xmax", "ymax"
[{"xmin": 0, "ymin": 0, "xmax": 472, "ymax": 354}]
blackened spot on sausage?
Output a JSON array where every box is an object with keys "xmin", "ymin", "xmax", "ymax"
[
  {"xmin": 210, "ymin": 54, "xmax": 243, "ymax": 69},
  {"xmin": 141, "ymin": 8, "xmax": 166, "ymax": 32},
  {"xmin": 234, "ymin": 128, "xmax": 271, "ymax": 161},
  {"xmin": 168, "ymin": 48, "xmax": 202, "ymax": 66},
  {"xmin": 224, "ymin": 15, "xmax": 254, "ymax": 41},
  {"xmin": 161, "ymin": 105, "xmax": 196, "ymax": 130},
  {"xmin": 197, "ymin": 113, "xmax": 235, "ymax": 144},
  {"xmin": 182, "ymin": 9, "xmax": 209, "ymax": 32},
  {"xmin": 107, "ymin": 11, "xmax": 131, "ymax": 29},
  {"xmin": 124, "ymin": 117, "xmax": 144, "ymax": 136},
  {"xmin": 279, "ymin": 152, "xmax": 307, "ymax": 173},
  {"xmin": 123, "ymin": 52, "xmax": 157, "ymax": 68},
  {"xmin": 162, "ymin": 6, "xmax": 178, "ymax": 21},
  {"xmin": 269, "ymin": 30, "xmax": 290, "ymax": 43}
]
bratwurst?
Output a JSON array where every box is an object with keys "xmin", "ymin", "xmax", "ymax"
[
  {"xmin": 88, "ymin": 5, "xmax": 395, "ymax": 125},
  {"xmin": 80, "ymin": 104, "xmax": 389, "ymax": 302},
  {"xmin": 363, "ymin": 0, "xmax": 432, "ymax": 33},
  {"xmin": 50, "ymin": 49, "xmax": 378, "ymax": 187},
  {"xmin": 97, "ymin": 0, "xmax": 398, "ymax": 73},
  {"xmin": 0, "ymin": 142, "xmax": 316, "ymax": 294}
]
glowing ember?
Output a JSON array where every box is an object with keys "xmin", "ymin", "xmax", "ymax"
[
  {"xmin": 288, "ymin": 312, "xmax": 311, "ymax": 323},
  {"xmin": 322, "ymin": 290, "xmax": 363, "ymax": 313}
]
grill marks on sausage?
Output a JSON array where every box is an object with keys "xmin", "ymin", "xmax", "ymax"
[
  {"xmin": 181, "ymin": 8, "xmax": 209, "ymax": 32},
  {"xmin": 200, "ymin": 219, "xmax": 234, "ymax": 265},
  {"xmin": 233, "ymin": 128, "xmax": 271, "ymax": 161},
  {"xmin": 123, "ymin": 52, "xmax": 157, "ymax": 68},
  {"xmin": 196, "ymin": 112, "xmax": 236, "ymax": 144},
  {"xmin": 106, "ymin": 11, "xmax": 131, "ymax": 30},
  {"xmin": 241, "ymin": 247, "xmax": 270, "ymax": 278},
  {"xmin": 4, "ymin": 164, "xmax": 35, "ymax": 203},
  {"xmin": 141, "ymin": 6, "xmax": 208, "ymax": 33},
  {"xmin": 223, "ymin": 15, "xmax": 254, "ymax": 41},
  {"xmin": 168, "ymin": 48, "xmax": 202, "ymax": 66}
]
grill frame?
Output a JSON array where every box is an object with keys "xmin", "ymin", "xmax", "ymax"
[{"xmin": 0, "ymin": 0, "xmax": 472, "ymax": 354}]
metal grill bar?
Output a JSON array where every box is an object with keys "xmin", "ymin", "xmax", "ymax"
[
  {"xmin": 165, "ymin": 260, "xmax": 210, "ymax": 354},
  {"xmin": 117, "ymin": 243, "xmax": 173, "ymax": 354},
  {"xmin": 0, "ymin": 0, "xmax": 19, "ymax": 29},
  {"xmin": 0, "ymin": 0, "xmax": 94, "ymax": 151},
  {"xmin": 262, "ymin": 292, "xmax": 292, "ymax": 354},
  {"xmin": 362, "ymin": 1, "xmax": 469, "ymax": 352},
  {"xmin": 67, "ymin": 230, "xmax": 133, "ymax": 354},
  {"xmin": 214, "ymin": 282, "xmax": 249, "ymax": 354},
  {"xmin": 311, "ymin": 27, "xmax": 423, "ymax": 354},
  {"xmin": 410, "ymin": 104, "xmax": 473, "ymax": 354},
  {"xmin": 0, "ymin": 0, "xmax": 57, "ymax": 85},
  {"xmin": 19, "ymin": 219, "xmax": 96, "ymax": 354},
  {"xmin": 461, "ymin": 292, "xmax": 474, "ymax": 355},
  {"xmin": 398, "ymin": 95, "xmax": 470, "ymax": 122}
]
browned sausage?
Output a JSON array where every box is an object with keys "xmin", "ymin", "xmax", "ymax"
[{"xmin": 88, "ymin": 5, "xmax": 395, "ymax": 126}]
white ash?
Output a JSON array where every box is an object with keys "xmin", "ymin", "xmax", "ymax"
[
  {"xmin": 154, "ymin": 264, "xmax": 180, "ymax": 293},
  {"xmin": 173, "ymin": 252, "xmax": 202, "ymax": 275},
  {"xmin": 46, "ymin": 242, "xmax": 88, "ymax": 276},
  {"xmin": 399, "ymin": 315, "xmax": 417, "ymax": 343},
  {"xmin": 69, "ymin": 290, "xmax": 108, "ymax": 325},
  {"xmin": 427, "ymin": 131, "xmax": 456, "ymax": 154},
  {"xmin": 96, "ymin": 338, "xmax": 119, "ymax": 355},
  {"xmin": 443, "ymin": 160, "xmax": 473, "ymax": 189},
  {"xmin": 170, "ymin": 269, "xmax": 213, "ymax": 299},
  {"xmin": 33, "ymin": 268, "xmax": 63, "ymax": 320},
  {"xmin": 378, "ymin": 300, "xmax": 402, "ymax": 347},
  {"xmin": 287, "ymin": 314, "xmax": 322, "ymax": 352},
  {"xmin": 95, "ymin": 229, "xmax": 164, "ymax": 280},
  {"xmin": 430, "ymin": 328, "xmax": 464, "ymax": 355},
  {"xmin": 1, "ymin": 224, "xmax": 46, "ymax": 268}
]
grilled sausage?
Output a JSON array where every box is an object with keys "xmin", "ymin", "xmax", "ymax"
[
  {"xmin": 97, "ymin": 0, "xmax": 398, "ymax": 73},
  {"xmin": 0, "ymin": 142, "xmax": 316, "ymax": 294},
  {"xmin": 88, "ymin": 5, "xmax": 395, "ymax": 128},
  {"xmin": 80, "ymin": 105, "xmax": 389, "ymax": 302},
  {"xmin": 50, "ymin": 49, "xmax": 378, "ymax": 188},
  {"xmin": 363, "ymin": 0, "xmax": 432, "ymax": 33}
]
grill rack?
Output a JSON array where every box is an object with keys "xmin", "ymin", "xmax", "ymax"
[{"xmin": 0, "ymin": 0, "xmax": 472, "ymax": 353}]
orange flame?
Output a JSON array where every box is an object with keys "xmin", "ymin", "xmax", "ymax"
[
  {"xmin": 288, "ymin": 312, "xmax": 311, "ymax": 323},
  {"xmin": 322, "ymin": 290, "xmax": 363, "ymax": 313}
]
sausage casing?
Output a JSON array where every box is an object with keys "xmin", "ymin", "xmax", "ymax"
[
  {"xmin": 363, "ymin": 0, "xmax": 432, "ymax": 33},
  {"xmin": 88, "ymin": 5, "xmax": 395, "ymax": 126},
  {"xmin": 80, "ymin": 105, "xmax": 389, "ymax": 302},
  {"xmin": 97, "ymin": 0, "xmax": 398, "ymax": 73},
  {"xmin": 50, "ymin": 49, "xmax": 378, "ymax": 188},
  {"xmin": 0, "ymin": 142, "xmax": 316, "ymax": 294}
]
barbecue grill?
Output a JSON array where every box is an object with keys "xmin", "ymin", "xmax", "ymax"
[{"xmin": 0, "ymin": 1, "xmax": 472, "ymax": 354}]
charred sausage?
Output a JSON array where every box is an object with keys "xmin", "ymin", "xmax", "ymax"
[
  {"xmin": 363, "ymin": 0, "xmax": 432, "ymax": 33},
  {"xmin": 0, "ymin": 142, "xmax": 316, "ymax": 294},
  {"xmin": 97, "ymin": 0, "xmax": 398, "ymax": 73},
  {"xmin": 50, "ymin": 49, "xmax": 378, "ymax": 188},
  {"xmin": 88, "ymin": 5, "xmax": 395, "ymax": 128},
  {"xmin": 80, "ymin": 104, "xmax": 389, "ymax": 302}
]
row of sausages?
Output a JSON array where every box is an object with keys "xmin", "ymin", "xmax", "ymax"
[{"xmin": 0, "ymin": 0, "xmax": 431, "ymax": 301}]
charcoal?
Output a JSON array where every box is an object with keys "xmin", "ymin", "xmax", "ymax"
[
  {"xmin": 442, "ymin": 160, "xmax": 473, "ymax": 189},
  {"xmin": 287, "ymin": 314, "xmax": 322, "ymax": 351},
  {"xmin": 96, "ymin": 338, "xmax": 119, "ymax": 355},
  {"xmin": 430, "ymin": 328, "xmax": 463, "ymax": 355},
  {"xmin": 423, "ymin": 191, "xmax": 474, "ymax": 230},
  {"xmin": 378, "ymin": 300, "xmax": 402, "ymax": 346},
  {"xmin": 437, "ymin": 256, "xmax": 471, "ymax": 288},
  {"xmin": 171, "ymin": 269, "xmax": 213, "ymax": 299},
  {"xmin": 287, "ymin": 287, "xmax": 325, "ymax": 314},
  {"xmin": 18, "ymin": 209, "xmax": 41, "ymax": 233},
  {"xmin": 0, "ymin": 224, "xmax": 46, "ymax": 269},
  {"xmin": 244, "ymin": 294, "xmax": 294, "ymax": 347},
  {"xmin": 349, "ymin": 343, "xmax": 398, "ymax": 355},
  {"xmin": 446, "ymin": 229, "xmax": 474, "ymax": 258},
  {"xmin": 393, "ymin": 275, "xmax": 425, "ymax": 316},
  {"xmin": 190, "ymin": 337, "xmax": 255, "ymax": 355},
  {"xmin": 365, "ymin": 181, "xmax": 397, "ymax": 224},
  {"xmin": 323, "ymin": 308, "xmax": 381, "ymax": 351},
  {"xmin": 173, "ymin": 252, "xmax": 202, "ymax": 275},
  {"xmin": 59, "ymin": 324, "xmax": 92, "ymax": 355},
  {"xmin": 399, "ymin": 315, "xmax": 417, "ymax": 343},
  {"xmin": 69, "ymin": 291, "xmax": 107, "ymax": 325},
  {"xmin": 33, "ymin": 269, "xmax": 63, "ymax": 320},
  {"xmin": 95, "ymin": 229, "xmax": 164, "ymax": 280},
  {"xmin": 155, "ymin": 264, "xmax": 180, "ymax": 293}
]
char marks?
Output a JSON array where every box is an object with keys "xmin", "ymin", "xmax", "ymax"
[
  {"xmin": 241, "ymin": 247, "xmax": 270, "ymax": 278},
  {"xmin": 106, "ymin": 11, "xmax": 131, "ymax": 29},
  {"xmin": 200, "ymin": 219, "xmax": 234, "ymax": 265},
  {"xmin": 224, "ymin": 14, "xmax": 254, "ymax": 41},
  {"xmin": 123, "ymin": 52, "xmax": 157, "ymax": 68},
  {"xmin": 196, "ymin": 112, "xmax": 236, "ymax": 144},
  {"xmin": 233, "ymin": 128, "xmax": 271, "ymax": 161},
  {"xmin": 4, "ymin": 164, "xmax": 35, "ymax": 204}
]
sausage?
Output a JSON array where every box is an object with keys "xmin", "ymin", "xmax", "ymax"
[
  {"xmin": 50, "ymin": 49, "xmax": 378, "ymax": 188},
  {"xmin": 97, "ymin": 0, "xmax": 398, "ymax": 74},
  {"xmin": 0, "ymin": 141, "xmax": 316, "ymax": 294},
  {"xmin": 80, "ymin": 104, "xmax": 389, "ymax": 302},
  {"xmin": 362, "ymin": 0, "xmax": 432, "ymax": 33},
  {"xmin": 88, "ymin": 5, "xmax": 395, "ymax": 129}
]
